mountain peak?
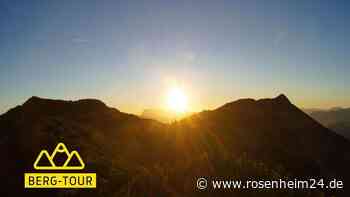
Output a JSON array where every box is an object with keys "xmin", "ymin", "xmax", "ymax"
[
  {"xmin": 24, "ymin": 96, "xmax": 45, "ymax": 105},
  {"xmin": 21, "ymin": 96, "xmax": 111, "ymax": 115},
  {"xmin": 24, "ymin": 96, "xmax": 106, "ymax": 107},
  {"xmin": 218, "ymin": 94, "xmax": 292, "ymax": 111},
  {"xmin": 274, "ymin": 94, "xmax": 291, "ymax": 104},
  {"xmin": 75, "ymin": 98, "xmax": 107, "ymax": 108}
]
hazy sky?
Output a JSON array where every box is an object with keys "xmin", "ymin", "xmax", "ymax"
[{"xmin": 0, "ymin": 0, "xmax": 349, "ymax": 114}]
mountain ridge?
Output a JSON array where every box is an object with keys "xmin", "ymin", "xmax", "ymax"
[{"xmin": 1, "ymin": 95, "xmax": 350, "ymax": 196}]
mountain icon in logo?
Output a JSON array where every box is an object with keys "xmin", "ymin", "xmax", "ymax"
[{"xmin": 33, "ymin": 142, "xmax": 85, "ymax": 170}]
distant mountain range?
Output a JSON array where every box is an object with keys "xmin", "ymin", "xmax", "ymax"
[
  {"xmin": 141, "ymin": 108, "xmax": 193, "ymax": 123},
  {"xmin": 305, "ymin": 108, "xmax": 350, "ymax": 139},
  {"xmin": 1, "ymin": 95, "xmax": 349, "ymax": 196}
]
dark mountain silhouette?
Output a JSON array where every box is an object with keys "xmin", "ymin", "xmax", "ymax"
[
  {"xmin": 0, "ymin": 95, "xmax": 349, "ymax": 197},
  {"xmin": 306, "ymin": 108, "xmax": 350, "ymax": 139}
]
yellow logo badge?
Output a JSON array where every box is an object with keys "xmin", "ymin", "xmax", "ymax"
[
  {"xmin": 33, "ymin": 142, "xmax": 85, "ymax": 170},
  {"xmin": 24, "ymin": 142, "xmax": 96, "ymax": 189}
]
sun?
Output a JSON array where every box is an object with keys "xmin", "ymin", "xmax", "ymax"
[{"xmin": 166, "ymin": 87, "xmax": 188, "ymax": 113}]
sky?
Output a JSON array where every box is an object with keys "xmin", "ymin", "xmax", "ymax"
[{"xmin": 0, "ymin": 0, "xmax": 349, "ymax": 114}]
